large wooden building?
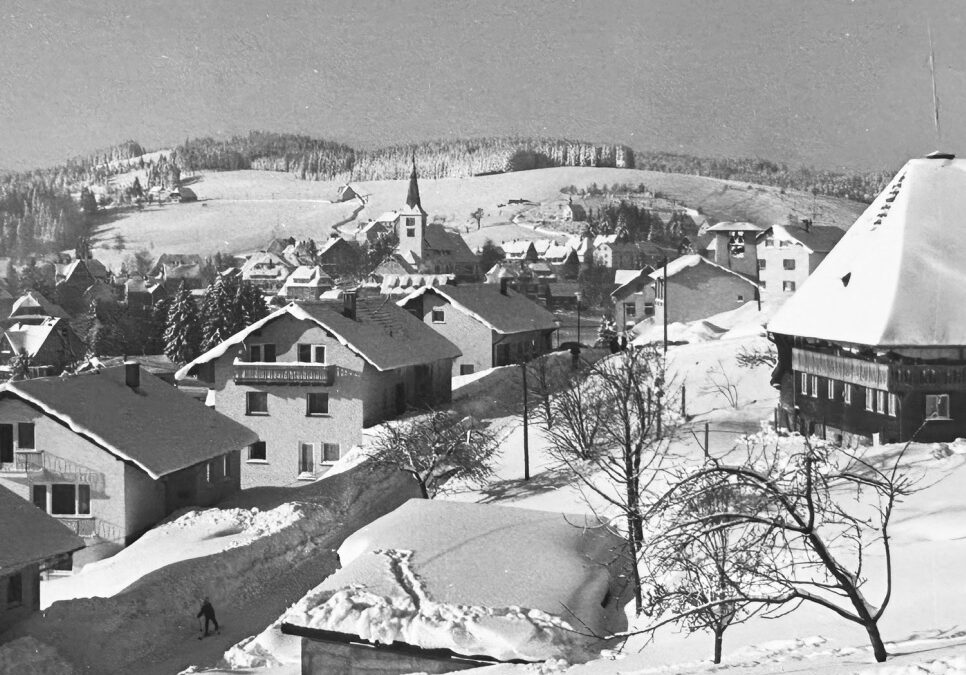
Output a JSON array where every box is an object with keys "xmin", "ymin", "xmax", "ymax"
[{"xmin": 768, "ymin": 153, "xmax": 966, "ymax": 445}]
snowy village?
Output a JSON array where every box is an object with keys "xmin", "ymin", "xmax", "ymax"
[{"xmin": 3, "ymin": 3, "xmax": 966, "ymax": 675}]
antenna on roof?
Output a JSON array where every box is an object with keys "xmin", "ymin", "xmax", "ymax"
[{"xmin": 928, "ymin": 20, "xmax": 943, "ymax": 148}]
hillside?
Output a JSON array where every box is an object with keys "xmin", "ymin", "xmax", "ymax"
[{"xmin": 90, "ymin": 166, "xmax": 866, "ymax": 267}]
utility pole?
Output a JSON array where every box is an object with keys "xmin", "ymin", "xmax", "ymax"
[
  {"xmin": 662, "ymin": 256, "xmax": 668, "ymax": 354},
  {"xmin": 521, "ymin": 358, "xmax": 530, "ymax": 481}
]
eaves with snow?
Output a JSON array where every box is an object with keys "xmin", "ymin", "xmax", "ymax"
[{"xmin": 280, "ymin": 499, "xmax": 629, "ymax": 664}]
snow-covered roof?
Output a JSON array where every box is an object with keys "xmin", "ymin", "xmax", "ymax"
[
  {"xmin": 281, "ymin": 499, "xmax": 625, "ymax": 662},
  {"xmin": 398, "ymin": 283, "xmax": 558, "ymax": 334},
  {"xmin": 648, "ymin": 254, "xmax": 758, "ymax": 287},
  {"xmin": 373, "ymin": 210, "xmax": 399, "ymax": 224},
  {"xmin": 706, "ymin": 221, "xmax": 765, "ymax": 232},
  {"xmin": 10, "ymin": 291, "xmax": 68, "ymax": 320},
  {"xmin": 2, "ymin": 366, "xmax": 258, "ymax": 480},
  {"xmin": 3, "ymin": 318, "xmax": 68, "ymax": 359},
  {"xmin": 768, "ymin": 155, "xmax": 966, "ymax": 346},
  {"xmin": 613, "ymin": 269, "xmax": 640, "ymax": 286},
  {"xmin": 761, "ymin": 222, "xmax": 845, "ymax": 254},
  {"xmin": 0, "ymin": 485, "xmax": 84, "ymax": 572},
  {"xmin": 281, "ymin": 265, "xmax": 332, "ymax": 289},
  {"xmin": 176, "ymin": 299, "xmax": 461, "ymax": 378}
]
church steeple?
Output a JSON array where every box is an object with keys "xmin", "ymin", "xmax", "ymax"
[{"xmin": 406, "ymin": 152, "xmax": 422, "ymax": 210}]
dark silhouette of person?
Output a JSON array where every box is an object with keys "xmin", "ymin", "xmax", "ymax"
[{"xmin": 197, "ymin": 596, "xmax": 219, "ymax": 636}]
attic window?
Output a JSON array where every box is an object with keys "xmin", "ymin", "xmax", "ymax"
[{"xmin": 841, "ymin": 272, "xmax": 852, "ymax": 287}]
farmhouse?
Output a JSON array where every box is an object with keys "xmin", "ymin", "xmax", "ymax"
[
  {"xmin": 8, "ymin": 291, "xmax": 69, "ymax": 325},
  {"xmin": 240, "ymin": 251, "xmax": 293, "ymax": 293},
  {"xmin": 769, "ymin": 153, "xmax": 966, "ymax": 445},
  {"xmin": 0, "ymin": 364, "xmax": 256, "ymax": 553},
  {"xmin": 0, "ymin": 318, "xmax": 84, "ymax": 376},
  {"xmin": 281, "ymin": 499, "xmax": 628, "ymax": 674},
  {"xmin": 0, "ymin": 485, "xmax": 84, "ymax": 635},
  {"xmin": 398, "ymin": 281, "xmax": 557, "ymax": 376},
  {"xmin": 174, "ymin": 294, "xmax": 461, "ymax": 488}
]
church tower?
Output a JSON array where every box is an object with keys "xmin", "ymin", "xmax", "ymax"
[{"xmin": 396, "ymin": 153, "xmax": 428, "ymax": 261}]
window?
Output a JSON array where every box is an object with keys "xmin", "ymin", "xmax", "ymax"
[
  {"xmin": 298, "ymin": 344, "xmax": 326, "ymax": 363},
  {"xmin": 809, "ymin": 375, "xmax": 819, "ymax": 398},
  {"xmin": 206, "ymin": 462, "xmax": 214, "ymax": 483},
  {"xmin": 7, "ymin": 573, "xmax": 22, "ymax": 607},
  {"xmin": 888, "ymin": 393, "xmax": 898, "ymax": 417},
  {"xmin": 322, "ymin": 443, "xmax": 341, "ymax": 463},
  {"xmin": 783, "ymin": 280, "xmax": 796, "ymax": 292},
  {"xmin": 17, "ymin": 423, "xmax": 34, "ymax": 449},
  {"xmin": 827, "ymin": 379, "xmax": 835, "ymax": 400},
  {"xmin": 844, "ymin": 383, "xmax": 853, "ymax": 405},
  {"xmin": 926, "ymin": 394, "xmax": 951, "ymax": 419},
  {"xmin": 406, "ymin": 217, "xmax": 416, "ymax": 237},
  {"xmin": 623, "ymin": 303, "xmax": 636, "ymax": 319},
  {"xmin": 299, "ymin": 443, "xmax": 315, "ymax": 474},
  {"xmin": 248, "ymin": 441, "xmax": 266, "ymax": 461},
  {"xmin": 800, "ymin": 372, "xmax": 808, "ymax": 395},
  {"xmin": 764, "ymin": 236, "xmax": 774, "ymax": 248},
  {"xmin": 759, "ymin": 281, "xmax": 766, "ymax": 290},
  {"xmin": 865, "ymin": 388, "xmax": 874, "ymax": 411},
  {"xmin": 223, "ymin": 454, "xmax": 232, "ymax": 478},
  {"xmin": 431, "ymin": 308, "xmax": 446, "ymax": 323},
  {"xmin": 757, "ymin": 259, "xmax": 766, "ymax": 271},
  {"xmin": 737, "ymin": 294, "xmax": 744, "ymax": 302},
  {"xmin": 460, "ymin": 364, "xmax": 475, "ymax": 376},
  {"xmin": 246, "ymin": 392, "xmax": 269, "ymax": 415},
  {"xmin": 306, "ymin": 392, "xmax": 329, "ymax": 416},
  {"xmin": 32, "ymin": 484, "xmax": 46, "ymax": 510},
  {"xmin": 876, "ymin": 390, "xmax": 886, "ymax": 414},
  {"xmin": 249, "ymin": 344, "xmax": 276, "ymax": 363},
  {"xmin": 783, "ymin": 259, "xmax": 796, "ymax": 270},
  {"xmin": 49, "ymin": 484, "xmax": 89, "ymax": 516}
]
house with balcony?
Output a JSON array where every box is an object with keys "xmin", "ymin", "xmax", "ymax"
[
  {"xmin": 0, "ymin": 485, "xmax": 84, "ymax": 635},
  {"xmin": 768, "ymin": 152, "xmax": 966, "ymax": 445},
  {"xmin": 240, "ymin": 251, "xmax": 294, "ymax": 293},
  {"xmin": 280, "ymin": 265, "xmax": 334, "ymax": 301},
  {"xmin": 398, "ymin": 281, "xmax": 557, "ymax": 377},
  {"xmin": 0, "ymin": 364, "xmax": 256, "ymax": 554},
  {"xmin": 174, "ymin": 293, "xmax": 461, "ymax": 488}
]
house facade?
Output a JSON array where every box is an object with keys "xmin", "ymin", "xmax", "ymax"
[
  {"xmin": 0, "ymin": 364, "xmax": 255, "ymax": 551},
  {"xmin": 1, "ymin": 318, "xmax": 84, "ymax": 376},
  {"xmin": 240, "ymin": 251, "xmax": 293, "ymax": 293},
  {"xmin": 175, "ymin": 295, "xmax": 461, "ymax": 488},
  {"xmin": 769, "ymin": 153, "xmax": 966, "ymax": 445},
  {"xmin": 399, "ymin": 282, "xmax": 557, "ymax": 376},
  {"xmin": 756, "ymin": 222, "xmax": 844, "ymax": 296},
  {"xmin": 651, "ymin": 255, "xmax": 758, "ymax": 326},
  {"xmin": 610, "ymin": 268, "xmax": 656, "ymax": 329},
  {"xmin": 0, "ymin": 485, "xmax": 84, "ymax": 635}
]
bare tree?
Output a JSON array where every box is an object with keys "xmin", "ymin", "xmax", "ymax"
[
  {"xmin": 470, "ymin": 207, "xmax": 484, "ymax": 230},
  {"xmin": 544, "ymin": 347, "xmax": 681, "ymax": 614},
  {"xmin": 702, "ymin": 361, "xmax": 740, "ymax": 409},
  {"xmin": 365, "ymin": 410, "xmax": 502, "ymax": 499},
  {"xmin": 736, "ymin": 343, "xmax": 777, "ymax": 370},
  {"xmin": 645, "ymin": 430, "xmax": 923, "ymax": 663}
]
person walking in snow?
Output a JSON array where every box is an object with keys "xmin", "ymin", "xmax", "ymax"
[{"xmin": 197, "ymin": 596, "xmax": 219, "ymax": 636}]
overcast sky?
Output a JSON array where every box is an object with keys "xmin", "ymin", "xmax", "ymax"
[{"xmin": 2, "ymin": 0, "xmax": 964, "ymax": 171}]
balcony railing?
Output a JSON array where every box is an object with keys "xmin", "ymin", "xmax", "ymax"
[
  {"xmin": 57, "ymin": 517, "xmax": 96, "ymax": 538},
  {"xmin": 0, "ymin": 450, "xmax": 44, "ymax": 474},
  {"xmin": 793, "ymin": 348, "xmax": 966, "ymax": 392},
  {"xmin": 233, "ymin": 362, "xmax": 334, "ymax": 386}
]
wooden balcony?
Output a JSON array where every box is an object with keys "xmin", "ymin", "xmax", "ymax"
[
  {"xmin": 57, "ymin": 517, "xmax": 97, "ymax": 538},
  {"xmin": 0, "ymin": 450, "xmax": 44, "ymax": 474},
  {"xmin": 233, "ymin": 362, "xmax": 334, "ymax": 386},
  {"xmin": 793, "ymin": 348, "xmax": 966, "ymax": 392}
]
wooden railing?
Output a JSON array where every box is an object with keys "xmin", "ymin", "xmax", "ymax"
[
  {"xmin": 793, "ymin": 348, "xmax": 966, "ymax": 392},
  {"xmin": 0, "ymin": 450, "xmax": 44, "ymax": 474},
  {"xmin": 233, "ymin": 362, "xmax": 334, "ymax": 386},
  {"xmin": 57, "ymin": 517, "xmax": 96, "ymax": 538}
]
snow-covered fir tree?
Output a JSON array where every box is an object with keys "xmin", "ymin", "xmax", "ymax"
[{"xmin": 164, "ymin": 282, "xmax": 202, "ymax": 364}]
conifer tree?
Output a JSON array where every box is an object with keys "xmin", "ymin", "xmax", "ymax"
[{"xmin": 164, "ymin": 282, "xmax": 202, "ymax": 364}]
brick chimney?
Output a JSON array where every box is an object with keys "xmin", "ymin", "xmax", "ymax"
[
  {"xmin": 343, "ymin": 290, "xmax": 358, "ymax": 320},
  {"xmin": 124, "ymin": 361, "xmax": 140, "ymax": 389}
]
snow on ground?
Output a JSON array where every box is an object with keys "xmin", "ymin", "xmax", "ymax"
[
  {"xmin": 0, "ymin": 461, "xmax": 421, "ymax": 674},
  {"xmin": 0, "ymin": 635, "xmax": 75, "ymax": 675}
]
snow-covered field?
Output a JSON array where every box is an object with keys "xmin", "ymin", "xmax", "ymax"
[{"xmin": 6, "ymin": 300, "xmax": 966, "ymax": 674}]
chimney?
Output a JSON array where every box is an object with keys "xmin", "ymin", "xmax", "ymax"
[
  {"xmin": 801, "ymin": 218, "xmax": 812, "ymax": 232},
  {"xmin": 343, "ymin": 290, "xmax": 357, "ymax": 320},
  {"xmin": 124, "ymin": 361, "xmax": 140, "ymax": 390},
  {"xmin": 500, "ymin": 278, "xmax": 510, "ymax": 296}
]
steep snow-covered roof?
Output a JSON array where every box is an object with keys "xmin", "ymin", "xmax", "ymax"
[
  {"xmin": 2, "ymin": 366, "xmax": 257, "ymax": 479},
  {"xmin": 614, "ymin": 269, "xmax": 642, "ymax": 286},
  {"xmin": 3, "ymin": 318, "xmax": 70, "ymax": 359},
  {"xmin": 648, "ymin": 254, "xmax": 758, "ymax": 286},
  {"xmin": 399, "ymin": 283, "xmax": 557, "ymax": 334},
  {"xmin": 0, "ymin": 485, "xmax": 84, "ymax": 572},
  {"xmin": 768, "ymin": 155, "xmax": 966, "ymax": 346},
  {"xmin": 281, "ymin": 499, "xmax": 625, "ymax": 662},
  {"xmin": 762, "ymin": 222, "xmax": 845, "ymax": 254},
  {"xmin": 176, "ymin": 298, "xmax": 461, "ymax": 378},
  {"xmin": 10, "ymin": 291, "xmax": 68, "ymax": 320}
]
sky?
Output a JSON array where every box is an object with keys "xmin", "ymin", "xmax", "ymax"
[{"xmin": 2, "ymin": 0, "xmax": 965, "ymax": 172}]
